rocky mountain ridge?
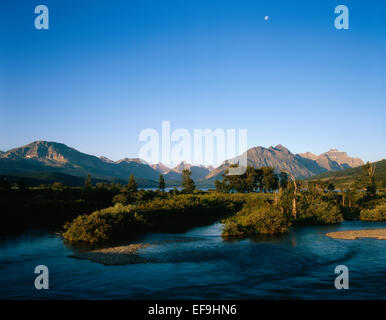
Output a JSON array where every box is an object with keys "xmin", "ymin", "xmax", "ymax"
[{"xmin": 0, "ymin": 141, "xmax": 365, "ymax": 185}]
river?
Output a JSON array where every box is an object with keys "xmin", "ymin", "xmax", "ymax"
[{"xmin": 1, "ymin": 221, "xmax": 385, "ymax": 299}]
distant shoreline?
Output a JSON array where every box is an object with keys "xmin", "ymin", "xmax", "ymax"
[{"xmin": 326, "ymin": 229, "xmax": 386, "ymax": 240}]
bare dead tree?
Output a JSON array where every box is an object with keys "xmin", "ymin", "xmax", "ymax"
[
  {"xmin": 368, "ymin": 163, "xmax": 376, "ymax": 181},
  {"xmin": 363, "ymin": 162, "xmax": 376, "ymax": 180},
  {"xmin": 282, "ymin": 170, "xmax": 297, "ymax": 219}
]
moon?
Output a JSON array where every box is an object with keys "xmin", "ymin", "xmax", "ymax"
[{"xmin": 264, "ymin": 16, "xmax": 269, "ymax": 21}]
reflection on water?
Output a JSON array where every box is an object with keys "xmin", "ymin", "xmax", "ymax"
[{"xmin": 0, "ymin": 221, "xmax": 386, "ymax": 299}]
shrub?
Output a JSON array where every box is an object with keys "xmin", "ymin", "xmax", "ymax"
[
  {"xmin": 222, "ymin": 204, "xmax": 291, "ymax": 238},
  {"xmin": 296, "ymin": 198, "xmax": 343, "ymax": 225},
  {"xmin": 62, "ymin": 203, "xmax": 142, "ymax": 243},
  {"xmin": 112, "ymin": 193, "xmax": 129, "ymax": 205},
  {"xmin": 360, "ymin": 199, "xmax": 386, "ymax": 221}
]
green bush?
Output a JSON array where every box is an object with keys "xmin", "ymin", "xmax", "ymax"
[
  {"xmin": 360, "ymin": 199, "xmax": 386, "ymax": 221},
  {"xmin": 112, "ymin": 193, "xmax": 129, "ymax": 205},
  {"xmin": 222, "ymin": 204, "xmax": 291, "ymax": 238},
  {"xmin": 62, "ymin": 204, "xmax": 143, "ymax": 243},
  {"xmin": 296, "ymin": 198, "xmax": 343, "ymax": 225}
]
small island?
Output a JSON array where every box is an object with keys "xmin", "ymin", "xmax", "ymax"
[
  {"xmin": 326, "ymin": 229, "xmax": 386, "ymax": 240},
  {"xmin": 70, "ymin": 244, "xmax": 153, "ymax": 265}
]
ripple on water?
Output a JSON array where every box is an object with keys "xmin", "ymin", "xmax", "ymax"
[{"xmin": 0, "ymin": 221, "xmax": 386, "ymax": 299}]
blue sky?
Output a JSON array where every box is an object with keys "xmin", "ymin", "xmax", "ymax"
[{"xmin": 0, "ymin": 0, "xmax": 385, "ymax": 163}]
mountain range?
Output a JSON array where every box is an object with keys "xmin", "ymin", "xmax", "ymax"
[
  {"xmin": 0, "ymin": 141, "xmax": 160, "ymax": 186},
  {"xmin": 161, "ymin": 161, "xmax": 212, "ymax": 181},
  {"xmin": 206, "ymin": 145, "xmax": 364, "ymax": 181},
  {"xmin": 0, "ymin": 141, "xmax": 364, "ymax": 186},
  {"xmin": 308, "ymin": 159, "xmax": 386, "ymax": 188}
]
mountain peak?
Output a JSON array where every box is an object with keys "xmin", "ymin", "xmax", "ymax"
[
  {"xmin": 29, "ymin": 140, "xmax": 67, "ymax": 148},
  {"xmin": 150, "ymin": 162, "xmax": 170, "ymax": 174},
  {"xmin": 299, "ymin": 148, "xmax": 363, "ymax": 170},
  {"xmin": 274, "ymin": 144, "xmax": 289, "ymax": 151},
  {"xmin": 173, "ymin": 161, "xmax": 192, "ymax": 172},
  {"xmin": 0, "ymin": 140, "xmax": 78, "ymax": 163},
  {"xmin": 99, "ymin": 156, "xmax": 114, "ymax": 164},
  {"xmin": 322, "ymin": 149, "xmax": 347, "ymax": 157},
  {"xmin": 298, "ymin": 152, "xmax": 318, "ymax": 160},
  {"xmin": 0, "ymin": 141, "xmax": 161, "ymax": 182},
  {"xmin": 116, "ymin": 158, "xmax": 147, "ymax": 165},
  {"xmin": 268, "ymin": 144, "xmax": 291, "ymax": 154}
]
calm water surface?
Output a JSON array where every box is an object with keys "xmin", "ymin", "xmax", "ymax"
[{"xmin": 0, "ymin": 221, "xmax": 385, "ymax": 299}]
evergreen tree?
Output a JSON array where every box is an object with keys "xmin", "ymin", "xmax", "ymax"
[
  {"xmin": 84, "ymin": 174, "xmax": 93, "ymax": 189},
  {"xmin": 362, "ymin": 162, "xmax": 376, "ymax": 197},
  {"xmin": 278, "ymin": 172, "xmax": 289, "ymax": 191},
  {"xmin": 245, "ymin": 166, "xmax": 258, "ymax": 192},
  {"xmin": 215, "ymin": 179, "xmax": 231, "ymax": 193},
  {"xmin": 182, "ymin": 169, "xmax": 195, "ymax": 193},
  {"xmin": 261, "ymin": 167, "xmax": 278, "ymax": 192},
  {"xmin": 222, "ymin": 165, "xmax": 245, "ymax": 192},
  {"xmin": 215, "ymin": 179, "xmax": 222, "ymax": 192},
  {"xmin": 159, "ymin": 174, "xmax": 166, "ymax": 191},
  {"xmin": 127, "ymin": 174, "xmax": 138, "ymax": 193}
]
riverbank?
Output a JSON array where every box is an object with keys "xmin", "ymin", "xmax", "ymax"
[{"xmin": 326, "ymin": 229, "xmax": 386, "ymax": 240}]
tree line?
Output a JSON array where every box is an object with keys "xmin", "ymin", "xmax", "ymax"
[{"xmin": 214, "ymin": 165, "xmax": 288, "ymax": 193}]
